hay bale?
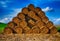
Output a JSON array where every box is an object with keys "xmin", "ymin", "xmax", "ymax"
[
  {"xmin": 23, "ymin": 26, "xmax": 30, "ymax": 33},
  {"xmin": 40, "ymin": 26, "xmax": 49, "ymax": 34},
  {"xmin": 50, "ymin": 26, "xmax": 57, "ymax": 34},
  {"xmin": 38, "ymin": 11, "xmax": 45, "ymax": 18},
  {"xmin": 20, "ymin": 20, "xmax": 27, "ymax": 28},
  {"xmin": 17, "ymin": 13, "xmax": 25, "ymax": 20},
  {"xmin": 36, "ymin": 21, "xmax": 45, "ymax": 29},
  {"xmin": 28, "ymin": 11, "xmax": 41, "ymax": 21},
  {"xmin": 4, "ymin": 27, "xmax": 13, "ymax": 34},
  {"xmin": 7, "ymin": 22, "xmax": 15, "ymax": 28},
  {"xmin": 22, "ymin": 7, "xmax": 29, "ymax": 14},
  {"xmin": 28, "ymin": 4, "xmax": 35, "ymax": 11},
  {"xmin": 14, "ymin": 26, "xmax": 22, "ymax": 34},
  {"xmin": 42, "ymin": 16, "xmax": 49, "ymax": 23},
  {"xmin": 12, "ymin": 17, "xmax": 21, "ymax": 26},
  {"xmin": 35, "ymin": 7, "xmax": 41, "ymax": 13},
  {"xmin": 32, "ymin": 26, "xmax": 40, "ymax": 34},
  {"xmin": 28, "ymin": 19, "xmax": 35, "ymax": 26},
  {"xmin": 46, "ymin": 21, "xmax": 53, "ymax": 29}
]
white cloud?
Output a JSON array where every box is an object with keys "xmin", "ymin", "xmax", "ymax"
[
  {"xmin": 4, "ymin": 18, "xmax": 8, "ymax": 20},
  {"xmin": 8, "ymin": 8, "xmax": 22, "ymax": 21},
  {"xmin": 54, "ymin": 18, "xmax": 60, "ymax": 23},
  {"xmin": 0, "ymin": 0, "xmax": 11, "ymax": 8},
  {"xmin": 0, "ymin": 1, "xmax": 6, "ymax": 4},
  {"xmin": 0, "ymin": 17, "xmax": 13, "ymax": 23},
  {"xmin": 0, "ymin": 18, "xmax": 9, "ymax": 23},
  {"xmin": 0, "ymin": 0, "xmax": 11, "ymax": 4},
  {"xmin": 42, "ymin": 7, "xmax": 53, "ymax": 12},
  {"xmin": 0, "ymin": 8, "xmax": 22, "ymax": 23},
  {"xmin": 0, "ymin": 1, "xmax": 7, "ymax": 7},
  {"xmin": 53, "ymin": 18, "xmax": 60, "ymax": 25},
  {"xmin": 10, "ymin": 8, "xmax": 22, "ymax": 16}
]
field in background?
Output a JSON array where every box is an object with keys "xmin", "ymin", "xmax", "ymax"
[
  {"xmin": 0, "ymin": 23, "xmax": 7, "ymax": 33},
  {"xmin": 0, "ymin": 23, "xmax": 60, "ymax": 33},
  {"xmin": 56, "ymin": 26, "xmax": 60, "ymax": 32}
]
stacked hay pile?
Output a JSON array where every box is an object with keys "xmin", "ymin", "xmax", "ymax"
[{"xmin": 3, "ymin": 4, "xmax": 57, "ymax": 34}]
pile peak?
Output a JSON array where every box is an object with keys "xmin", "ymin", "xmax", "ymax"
[{"xmin": 3, "ymin": 4, "xmax": 57, "ymax": 34}]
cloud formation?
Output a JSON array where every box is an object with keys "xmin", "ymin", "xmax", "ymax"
[
  {"xmin": 0, "ymin": 1, "xmax": 7, "ymax": 7},
  {"xmin": 0, "ymin": 0, "xmax": 11, "ymax": 7},
  {"xmin": 0, "ymin": 8, "xmax": 22, "ymax": 23},
  {"xmin": 53, "ymin": 18, "xmax": 60, "ymax": 25},
  {"xmin": 0, "ymin": 18, "xmax": 9, "ymax": 23},
  {"xmin": 10, "ymin": 8, "xmax": 22, "ymax": 16},
  {"xmin": 42, "ymin": 7, "xmax": 53, "ymax": 12}
]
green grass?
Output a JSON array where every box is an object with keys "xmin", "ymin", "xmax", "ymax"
[
  {"xmin": 56, "ymin": 26, "xmax": 60, "ymax": 32},
  {"xmin": 0, "ymin": 23, "xmax": 7, "ymax": 33}
]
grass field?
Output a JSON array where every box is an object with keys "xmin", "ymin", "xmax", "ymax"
[
  {"xmin": 0, "ymin": 23, "xmax": 60, "ymax": 33},
  {"xmin": 0, "ymin": 23, "xmax": 7, "ymax": 33},
  {"xmin": 56, "ymin": 26, "xmax": 60, "ymax": 32}
]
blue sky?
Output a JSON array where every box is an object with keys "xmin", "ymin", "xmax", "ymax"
[{"xmin": 0, "ymin": 0, "xmax": 60, "ymax": 25}]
